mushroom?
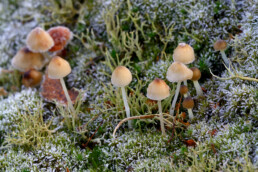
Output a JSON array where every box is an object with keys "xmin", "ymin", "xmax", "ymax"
[
  {"xmin": 180, "ymin": 85, "xmax": 188, "ymax": 98},
  {"xmin": 111, "ymin": 66, "xmax": 133, "ymax": 129},
  {"xmin": 190, "ymin": 67, "xmax": 203, "ymax": 96},
  {"xmin": 26, "ymin": 27, "xmax": 54, "ymax": 60},
  {"xmin": 47, "ymin": 26, "xmax": 73, "ymax": 52},
  {"xmin": 166, "ymin": 62, "xmax": 193, "ymax": 115},
  {"xmin": 213, "ymin": 39, "xmax": 230, "ymax": 67},
  {"xmin": 22, "ymin": 69, "xmax": 43, "ymax": 87},
  {"xmin": 182, "ymin": 97, "xmax": 194, "ymax": 119},
  {"xmin": 11, "ymin": 47, "xmax": 45, "ymax": 72},
  {"xmin": 47, "ymin": 56, "xmax": 75, "ymax": 114},
  {"xmin": 147, "ymin": 78, "xmax": 170, "ymax": 135},
  {"xmin": 173, "ymin": 43, "xmax": 195, "ymax": 86}
]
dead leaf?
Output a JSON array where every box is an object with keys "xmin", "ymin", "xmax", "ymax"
[
  {"xmin": 40, "ymin": 74, "xmax": 78, "ymax": 105},
  {"xmin": 0, "ymin": 87, "xmax": 8, "ymax": 96},
  {"xmin": 184, "ymin": 139, "xmax": 196, "ymax": 147}
]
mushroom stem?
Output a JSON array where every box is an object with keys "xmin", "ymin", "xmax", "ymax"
[
  {"xmin": 220, "ymin": 50, "xmax": 230, "ymax": 67},
  {"xmin": 187, "ymin": 108, "xmax": 194, "ymax": 119},
  {"xmin": 60, "ymin": 78, "xmax": 76, "ymax": 127},
  {"xmin": 183, "ymin": 94, "xmax": 187, "ymax": 98},
  {"xmin": 43, "ymin": 52, "xmax": 52, "ymax": 61},
  {"xmin": 183, "ymin": 80, "xmax": 187, "ymax": 86},
  {"xmin": 121, "ymin": 86, "xmax": 132, "ymax": 129},
  {"xmin": 193, "ymin": 80, "xmax": 203, "ymax": 96},
  {"xmin": 158, "ymin": 100, "xmax": 166, "ymax": 136},
  {"xmin": 170, "ymin": 81, "xmax": 181, "ymax": 115}
]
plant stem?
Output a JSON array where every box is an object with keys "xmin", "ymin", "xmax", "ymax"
[
  {"xmin": 220, "ymin": 50, "xmax": 230, "ymax": 67},
  {"xmin": 158, "ymin": 100, "xmax": 166, "ymax": 136},
  {"xmin": 121, "ymin": 86, "xmax": 132, "ymax": 129},
  {"xmin": 193, "ymin": 80, "xmax": 203, "ymax": 96},
  {"xmin": 188, "ymin": 108, "xmax": 194, "ymax": 119},
  {"xmin": 170, "ymin": 81, "xmax": 181, "ymax": 115},
  {"xmin": 43, "ymin": 52, "xmax": 52, "ymax": 61},
  {"xmin": 60, "ymin": 77, "xmax": 76, "ymax": 129}
]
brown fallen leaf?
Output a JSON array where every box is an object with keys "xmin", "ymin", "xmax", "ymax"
[
  {"xmin": 0, "ymin": 87, "xmax": 8, "ymax": 96},
  {"xmin": 208, "ymin": 129, "xmax": 218, "ymax": 137},
  {"xmin": 40, "ymin": 74, "xmax": 78, "ymax": 105},
  {"xmin": 184, "ymin": 139, "xmax": 196, "ymax": 147}
]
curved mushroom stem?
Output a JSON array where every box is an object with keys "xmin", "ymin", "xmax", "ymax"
[
  {"xmin": 60, "ymin": 77, "xmax": 76, "ymax": 127},
  {"xmin": 193, "ymin": 80, "xmax": 203, "ymax": 96},
  {"xmin": 220, "ymin": 50, "xmax": 230, "ymax": 67},
  {"xmin": 158, "ymin": 100, "xmax": 166, "ymax": 136},
  {"xmin": 187, "ymin": 108, "xmax": 194, "ymax": 119},
  {"xmin": 121, "ymin": 86, "xmax": 132, "ymax": 129},
  {"xmin": 183, "ymin": 80, "xmax": 187, "ymax": 87},
  {"xmin": 170, "ymin": 81, "xmax": 181, "ymax": 115}
]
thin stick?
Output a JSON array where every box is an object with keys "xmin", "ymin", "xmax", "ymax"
[
  {"xmin": 113, "ymin": 115, "xmax": 157, "ymax": 138},
  {"xmin": 85, "ymin": 120, "xmax": 104, "ymax": 147}
]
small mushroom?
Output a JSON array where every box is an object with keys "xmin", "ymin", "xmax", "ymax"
[
  {"xmin": 166, "ymin": 62, "xmax": 193, "ymax": 115},
  {"xmin": 147, "ymin": 78, "xmax": 170, "ymax": 135},
  {"xmin": 26, "ymin": 27, "xmax": 54, "ymax": 60},
  {"xmin": 11, "ymin": 47, "xmax": 45, "ymax": 72},
  {"xmin": 22, "ymin": 69, "xmax": 43, "ymax": 87},
  {"xmin": 111, "ymin": 66, "xmax": 133, "ymax": 129},
  {"xmin": 180, "ymin": 85, "xmax": 188, "ymax": 98},
  {"xmin": 47, "ymin": 56, "xmax": 75, "ymax": 115},
  {"xmin": 173, "ymin": 43, "xmax": 195, "ymax": 86},
  {"xmin": 47, "ymin": 26, "xmax": 73, "ymax": 52},
  {"xmin": 182, "ymin": 97, "xmax": 194, "ymax": 119},
  {"xmin": 190, "ymin": 67, "xmax": 203, "ymax": 96},
  {"xmin": 213, "ymin": 39, "xmax": 230, "ymax": 67}
]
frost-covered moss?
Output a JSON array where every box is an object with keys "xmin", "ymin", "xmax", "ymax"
[{"xmin": 0, "ymin": 89, "xmax": 40, "ymax": 133}]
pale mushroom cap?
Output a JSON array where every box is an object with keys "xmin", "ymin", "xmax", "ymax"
[
  {"xmin": 147, "ymin": 78, "xmax": 170, "ymax": 101},
  {"xmin": 166, "ymin": 62, "xmax": 193, "ymax": 82},
  {"xmin": 190, "ymin": 67, "xmax": 201, "ymax": 81},
  {"xmin": 173, "ymin": 43, "xmax": 195, "ymax": 64},
  {"xmin": 26, "ymin": 27, "xmax": 54, "ymax": 53},
  {"xmin": 111, "ymin": 66, "xmax": 132, "ymax": 87},
  {"xmin": 11, "ymin": 47, "xmax": 45, "ymax": 72},
  {"xmin": 213, "ymin": 40, "xmax": 227, "ymax": 51},
  {"xmin": 47, "ymin": 56, "xmax": 71, "ymax": 79}
]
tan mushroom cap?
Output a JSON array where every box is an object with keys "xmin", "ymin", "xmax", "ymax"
[
  {"xmin": 26, "ymin": 27, "xmax": 54, "ymax": 53},
  {"xmin": 47, "ymin": 56, "xmax": 71, "ymax": 79},
  {"xmin": 190, "ymin": 67, "xmax": 201, "ymax": 81},
  {"xmin": 180, "ymin": 85, "xmax": 188, "ymax": 95},
  {"xmin": 22, "ymin": 69, "xmax": 43, "ymax": 87},
  {"xmin": 182, "ymin": 97, "xmax": 194, "ymax": 109},
  {"xmin": 11, "ymin": 47, "xmax": 45, "ymax": 72},
  {"xmin": 213, "ymin": 40, "xmax": 227, "ymax": 51},
  {"xmin": 111, "ymin": 66, "xmax": 132, "ymax": 87},
  {"xmin": 147, "ymin": 78, "xmax": 170, "ymax": 101},
  {"xmin": 173, "ymin": 43, "xmax": 195, "ymax": 64},
  {"xmin": 166, "ymin": 62, "xmax": 193, "ymax": 82}
]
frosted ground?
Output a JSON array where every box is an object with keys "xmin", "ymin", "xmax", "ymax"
[{"xmin": 0, "ymin": 0, "xmax": 257, "ymax": 171}]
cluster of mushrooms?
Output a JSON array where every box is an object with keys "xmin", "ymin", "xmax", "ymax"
[
  {"xmin": 11, "ymin": 26, "xmax": 75, "ymax": 115},
  {"xmin": 111, "ymin": 43, "xmax": 204, "ymax": 135}
]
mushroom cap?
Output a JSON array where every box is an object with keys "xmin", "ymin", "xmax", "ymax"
[
  {"xmin": 47, "ymin": 56, "xmax": 71, "ymax": 79},
  {"xmin": 173, "ymin": 43, "xmax": 195, "ymax": 64},
  {"xmin": 47, "ymin": 26, "xmax": 73, "ymax": 52},
  {"xmin": 166, "ymin": 62, "xmax": 193, "ymax": 82},
  {"xmin": 22, "ymin": 69, "xmax": 43, "ymax": 87},
  {"xmin": 190, "ymin": 67, "xmax": 201, "ymax": 81},
  {"xmin": 111, "ymin": 66, "xmax": 132, "ymax": 87},
  {"xmin": 180, "ymin": 85, "xmax": 188, "ymax": 95},
  {"xmin": 11, "ymin": 47, "xmax": 45, "ymax": 72},
  {"xmin": 147, "ymin": 78, "xmax": 170, "ymax": 101},
  {"xmin": 213, "ymin": 40, "xmax": 227, "ymax": 51},
  {"xmin": 182, "ymin": 97, "xmax": 194, "ymax": 109},
  {"xmin": 26, "ymin": 27, "xmax": 54, "ymax": 53}
]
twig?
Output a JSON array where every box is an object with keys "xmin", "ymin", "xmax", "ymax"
[
  {"xmin": 113, "ymin": 115, "xmax": 158, "ymax": 138},
  {"xmin": 85, "ymin": 120, "xmax": 104, "ymax": 147},
  {"xmin": 209, "ymin": 62, "xmax": 258, "ymax": 82}
]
